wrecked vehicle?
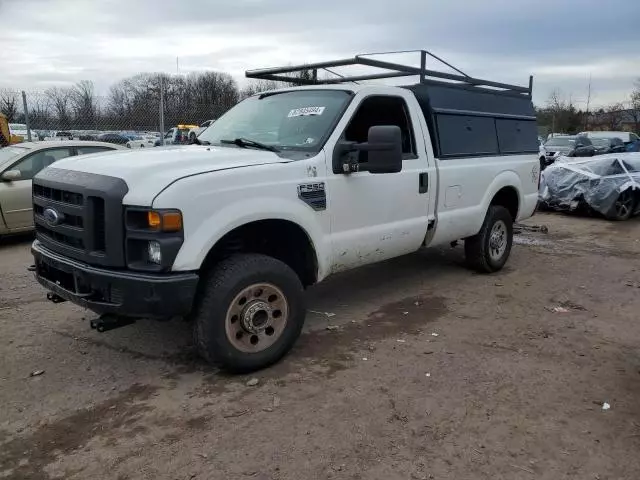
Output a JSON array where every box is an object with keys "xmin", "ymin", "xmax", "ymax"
[{"xmin": 539, "ymin": 153, "xmax": 640, "ymax": 220}]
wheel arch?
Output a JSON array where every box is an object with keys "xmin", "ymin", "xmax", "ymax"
[
  {"xmin": 481, "ymin": 171, "xmax": 523, "ymax": 223},
  {"xmin": 201, "ymin": 219, "xmax": 320, "ymax": 287}
]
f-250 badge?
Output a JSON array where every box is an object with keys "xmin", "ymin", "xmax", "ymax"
[{"xmin": 297, "ymin": 182, "xmax": 326, "ymax": 211}]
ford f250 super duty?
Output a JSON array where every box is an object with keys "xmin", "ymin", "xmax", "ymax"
[{"xmin": 30, "ymin": 51, "xmax": 540, "ymax": 372}]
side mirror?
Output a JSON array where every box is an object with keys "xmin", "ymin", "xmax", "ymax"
[
  {"xmin": 366, "ymin": 126, "xmax": 403, "ymax": 174},
  {"xmin": 1, "ymin": 170, "xmax": 21, "ymax": 181},
  {"xmin": 333, "ymin": 125, "xmax": 403, "ymax": 174}
]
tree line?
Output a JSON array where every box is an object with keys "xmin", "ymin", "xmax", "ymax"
[
  {"xmin": 536, "ymin": 81, "xmax": 640, "ymax": 135},
  {"xmin": 1, "ymin": 71, "xmax": 639, "ymax": 134},
  {"xmin": 0, "ymin": 72, "xmax": 288, "ymax": 132}
]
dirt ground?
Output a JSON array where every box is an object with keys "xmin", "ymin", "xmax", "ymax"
[{"xmin": 1, "ymin": 211, "xmax": 640, "ymax": 480}]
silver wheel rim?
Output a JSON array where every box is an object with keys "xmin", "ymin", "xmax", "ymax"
[
  {"xmin": 225, "ymin": 283, "xmax": 289, "ymax": 353},
  {"xmin": 615, "ymin": 191, "xmax": 633, "ymax": 218},
  {"xmin": 489, "ymin": 220, "xmax": 508, "ymax": 262}
]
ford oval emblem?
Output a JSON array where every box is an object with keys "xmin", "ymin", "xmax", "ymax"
[{"xmin": 43, "ymin": 207, "xmax": 63, "ymax": 226}]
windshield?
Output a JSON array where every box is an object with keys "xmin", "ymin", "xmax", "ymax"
[
  {"xmin": 198, "ymin": 90, "xmax": 352, "ymax": 152},
  {"xmin": 591, "ymin": 138, "xmax": 611, "ymax": 147},
  {"xmin": 0, "ymin": 146, "xmax": 29, "ymax": 163},
  {"xmin": 545, "ymin": 137, "xmax": 575, "ymax": 147}
]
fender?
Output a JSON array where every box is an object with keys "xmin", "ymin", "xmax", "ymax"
[
  {"xmin": 479, "ymin": 170, "xmax": 523, "ymax": 217},
  {"xmin": 169, "ymin": 196, "xmax": 331, "ymax": 279}
]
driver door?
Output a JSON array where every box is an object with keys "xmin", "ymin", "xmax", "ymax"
[
  {"xmin": 0, "ymin": 147, "xmax": 72, "ymax": 230},
  {"xmin": 326, "ymin": 92, "xmax": 432, "ymax": 272}
]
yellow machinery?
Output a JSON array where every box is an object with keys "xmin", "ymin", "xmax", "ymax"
[{"xmin": 0, "ymin": 114, "xmax": 23, "ymax": 145}]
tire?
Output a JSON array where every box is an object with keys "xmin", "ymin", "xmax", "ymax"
[
  {"xmin": 192, "ymin": 254, "xmax": 306, "ymax": 373},
  {"xmin": 605, "ymin": 189, "xmax": 635, "ymax": 221},
  {"xmin": 464, "ymin": 205, "xmax": 513, "ymax": 273}
]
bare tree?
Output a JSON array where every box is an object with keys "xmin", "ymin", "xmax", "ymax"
[
  {"xmin": 543, "ymin": 90, "xmax": 582, "ymax": 134},
  {"xmin": 0, "ymin": 89, "xmax": 19, "ymax": 121},
  {"xmin": 600, "ymin": 103, "xmax": 626, "ymax": 130},
  {"xmin": 70, "ymin": 80, "xmax": 97, "ymax": 128},
  {"xmin": 629, "ymin": 79, "xmax": 640, "ymax": 133},
  {"xmin": 45, "ymin": 87, "xmax": 72, "ymax": 128}
]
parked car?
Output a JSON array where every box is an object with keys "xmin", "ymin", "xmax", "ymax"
[
  {"xmin": 55, "ymin": 131, "xmax": 74, "ymax": 140},
  {"xmin": 541, "ymin": 135, "xmax": 595, "ymax": 169},
  {"xmin": 189, "ymin": 120, "xmax": 216, "ymax": 142},
  {"xmin": 0, "ymin": 141, "xmax": 122, "ymax": 236},
  {"xmin": 97, "ymin": 133, "xmax": 130, "ymax": 145},
  {"xmin": 591, "ymin": 137, "xmax": 625, "ymax": 155},
  {"xmin": 30, "ymin": 51, "xmax": 539, "ymax": 372},
  {"xmin": 580, "ymin": 131, "xmax": 640, "ymax": 146},
  {"xmin": 126, "ymin": 135, "xmax": 157, "ymax": 149},
  {"xmin": 539, "ymin": 153, "xmax": 640, "ymax": 221},
  {"xmin": 157, "ymin": 125, "xmax": 197, "ymax": 146}
]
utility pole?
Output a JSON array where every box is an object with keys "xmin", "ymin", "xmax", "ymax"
[
  {"xmin": 584, "ymin": 74, "xmax": 592, "ymax": 131},
  {"xmin": 159, "ymin": 75, "xmax": 165, "ymax": 145},
  {"xmin": 21, "ymin": 91, "xmax": 32, "ymax": 142},
  {"xmin": 176, "ymin": 57, "xmax": 179, "ymax": 75}
]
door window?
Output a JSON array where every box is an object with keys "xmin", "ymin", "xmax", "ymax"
[
  {"xmin": 10, "ymin": 147, "xmax": 72, "ymax": 180},
  {"xmin": 76, "ymin": 146, "xmax": 113, "ymax": 155},
  {"xmin": 343, "ymin": 96, "xmax": 416, "ymax": 163}
]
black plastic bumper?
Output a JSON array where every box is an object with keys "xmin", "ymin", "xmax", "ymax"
[{"xmin": 31, "ymin": 240, "xmax": 199, "ymax": 319}]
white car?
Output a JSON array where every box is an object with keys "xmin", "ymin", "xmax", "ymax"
[
  {"xmin": 30, "ymin": 52, "xmax": 539, "ymax": 372},
  {"xmin": 579, "ymin": 131, "xmax": 640, "ymax": 146},
  {"xmin": 188, "ymin": 120, "xmax": 215, "ymax": 142},
  {"xmin": 126, "ymin": 135, "xmax": 157, "ymax": 149}
]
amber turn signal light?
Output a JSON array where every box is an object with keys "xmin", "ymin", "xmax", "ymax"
[{"xmin": 147, "ymin": 211, "xmax": 182, "ymax": 232}]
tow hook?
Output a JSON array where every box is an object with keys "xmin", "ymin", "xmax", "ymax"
[
  {"xmin": 47, "ymin": 292, "xmax": 66, "ymax": 304},
  {"xmin": 90, "ymin": 314, "xmax": 135, "ymax": 333}
]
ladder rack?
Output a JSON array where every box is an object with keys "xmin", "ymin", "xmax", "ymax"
[{"xmin": 245, "ymin": 49, "xmax": 533, "ymax": 98}]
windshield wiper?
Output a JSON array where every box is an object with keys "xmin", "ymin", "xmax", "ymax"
[{"xmin": 220, "ymin": 137, "xmax": 279, "ymax": 153}]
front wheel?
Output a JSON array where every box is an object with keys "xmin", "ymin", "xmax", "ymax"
[
  {"xmin": 192, "ymin": 254, "xmax": 306, "ymax": 373},
  {"xmin": 464, "ymin": 205, "xmax": 514, "ymax": 273},
  {"xmin": 605, "ymin": 189, "xmax": 635, "ymax": 221}
]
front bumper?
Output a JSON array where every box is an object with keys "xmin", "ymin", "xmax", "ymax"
[{"xmin": 31, "ymin": 240, "xmax": 198, "ymax": 318}]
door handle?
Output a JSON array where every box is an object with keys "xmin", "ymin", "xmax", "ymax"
[{"xmin": 419, "ymin": 172, "xmax": 428, "ymax": 194}]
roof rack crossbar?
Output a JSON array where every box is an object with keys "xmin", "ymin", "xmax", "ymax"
[{"xmin": 244, "ymin": 50, "xmax": 533, "ymax": 97}]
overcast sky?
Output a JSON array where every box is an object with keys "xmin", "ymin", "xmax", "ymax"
[{"xmin": 1, "ymin": 0, "xmax": 639, "ymax": 108}]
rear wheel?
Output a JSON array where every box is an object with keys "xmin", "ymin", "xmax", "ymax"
[
  {"xmin": 606, "ymin": 189, "xmax": 635, "ymax": 221},
  {"xmin": 192, "ymin": 254, "xmax": 306, "ymax": 373},
  {"xmin": 465, "ymin": 205, "xmax": 513, "ymax": 273}
]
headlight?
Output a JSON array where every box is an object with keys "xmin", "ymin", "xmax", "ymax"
[
  {"xmin": 125, "ymin": 208, "xmax": 184, "ymax": 271},
  {"xmin": 148, "ymin": 241, "xmax": 162, "ymax": 264}
]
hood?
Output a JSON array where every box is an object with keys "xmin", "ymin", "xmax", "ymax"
[
  {"xmin": 47, "ymin": 145, "xmax": 292, "ymax": 205},
  {"xmin": 51, "ymin": 144, "xmax": 289, "ymax": 192}
]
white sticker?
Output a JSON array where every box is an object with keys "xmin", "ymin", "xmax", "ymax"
[{"xmin": 288, "ymin": 106, "xmax": 325, "ymax": 117}]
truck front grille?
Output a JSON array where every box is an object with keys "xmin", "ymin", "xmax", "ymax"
[{"xmin": 32, "ymin": 168, "xmax": 128, "ymax": 267}]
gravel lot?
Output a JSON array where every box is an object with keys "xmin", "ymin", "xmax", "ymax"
[{"xmin": 1, "ymin": 212, "xmax": 640, "ymax": 480}]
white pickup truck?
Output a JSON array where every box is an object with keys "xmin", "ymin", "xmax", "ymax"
[{"xmin": 31, "ymin": 52, "xmax": 540, "ymax": 372}]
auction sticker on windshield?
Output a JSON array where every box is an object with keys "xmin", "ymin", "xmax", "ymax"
[{"xmin": 288, "ymin": 106, "xmax": 325, "ymax": 117}]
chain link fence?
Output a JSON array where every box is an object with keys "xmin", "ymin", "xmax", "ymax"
[{"xmin": 1, "ymin": 71, "xmax": 243, "ymax": 146}]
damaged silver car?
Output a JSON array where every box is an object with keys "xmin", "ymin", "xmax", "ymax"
[{"xmin": 538, "ymin": 153, "xmax": 640, "ymax": 221}]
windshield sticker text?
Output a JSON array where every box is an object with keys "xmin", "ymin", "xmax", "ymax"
[{"xmin": 288, "ymin": 106, "xmax": 325, "ymax": 117}]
